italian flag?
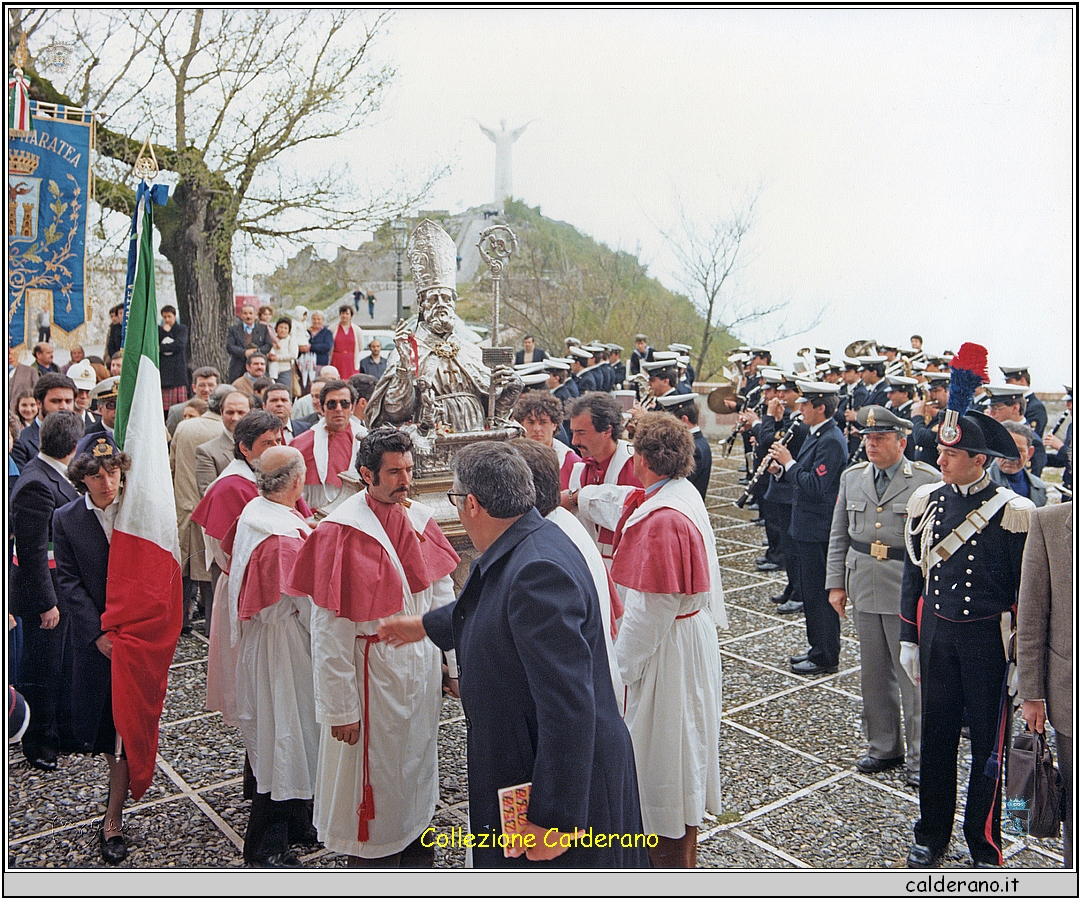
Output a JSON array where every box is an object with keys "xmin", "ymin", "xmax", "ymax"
[
  {"xmin": 7, "ymin": 69, "xmax": 33, "ymax": 136},
  {"xmin": 102, "ymin": 180, "xmax": 182, "ymax": 801}
]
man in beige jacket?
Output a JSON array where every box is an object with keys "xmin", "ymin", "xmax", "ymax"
[
  {"xmin": 171, "ymin": 384, "xmax": 230, "ymax": 634},
  {"xmin": 1017, "ymin": 500, "xmax": 1073, "ymax": 867}
]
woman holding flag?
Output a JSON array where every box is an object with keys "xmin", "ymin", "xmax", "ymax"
[
  {"xmin": 93, "ymin": 173, "xmax": 184, "ymax": 838},
  {"xmin": 53, "ymin": 438, "xmax": 133, "ymax": 863}
]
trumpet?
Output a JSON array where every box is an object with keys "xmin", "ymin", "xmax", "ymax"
[
  {"xmin": 630, "ymin": 373, "xmax": 656, "ymax": 411},
  {"xmin": 735, "ymin": 414, "xmax": 802, "ymax": 509}
]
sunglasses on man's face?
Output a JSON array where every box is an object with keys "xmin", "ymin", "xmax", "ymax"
[
  {"xmin": 323, "ymin": 399, "xmax": 352, "ymax": 410},
  {"xmin": 101, "ymin": 400, "xmax": 117, "ymax": 410}
]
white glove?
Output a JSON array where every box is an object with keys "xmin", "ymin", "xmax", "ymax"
[{"xmin": 899, "ymin": 641, "xmax": 920, "ymax": 686}]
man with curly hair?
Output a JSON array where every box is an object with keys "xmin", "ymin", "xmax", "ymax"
[{"xmin": 513, "ymin": 392, "xmax": 582, "ymax": 490}]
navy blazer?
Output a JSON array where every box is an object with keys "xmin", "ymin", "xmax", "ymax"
[
  {"xmin": 690, "ymin": 430, "xmax": 713, "ymax": 498},
  {"xmin": 781, "ymin": 418, "xmax": 848, "ymax": 543},
  {"xmin": 226, "ymin": 321, "xmax": 273, "ymax": 382},
  {"xmin": 307, "ymin": 327, "xmax": 334, "ymax": 368},
  {"xmin": 9, "ymin": 455, "xmax": 81, "ymax": 617},
  {"xmin": 553, "ymin": 379, "xmax": 579, "ymax": 404},
  {"xmin": 514, "ymin": 347, "xmax": 548, "ymax": 366},
  {"xmin": 865, "ymin": 382, "xmax": 890, "ymax": 409},
  {"xmin": 10, "ymin": 418, "xmax": 40, "ymax": 470},
  {"xmin": 52, "ymin": 495, "xmax": 112, "ymax": 749},
  {"xmin": 573, "ymin": 367, "xmax": 601, "ymax": 395},
  {"xmin": 424, "ymin": 509, "xmax": 647, "ymax": 868}
]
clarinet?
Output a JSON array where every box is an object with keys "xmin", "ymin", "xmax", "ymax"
[
  {"xmin": 735, "ymin": 414, "xmax": 802, "ymax": 509},
  {"xmin": 722, "ymin": 384, "xmax": 758, "ymax": 457},
  {"xmin": 847, "ymin": 434, "xmax": 867, "ymax": 468},
  {"xmin": 1049, "ymin": 408, "xmax": 1070, "ymax": 439}
]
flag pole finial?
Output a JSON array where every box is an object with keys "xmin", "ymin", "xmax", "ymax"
[
  {"xmin": 14, "ymin": 33, "xmax": 29, "ymax": 71},
  {"xmin": 133, "ymin": 136, "xmax": 159, "ymax": 182}
]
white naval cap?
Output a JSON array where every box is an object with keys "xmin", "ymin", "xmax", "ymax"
[
  {"xmin": 66, "ymin": 360, "xmax": 97, "ymax": 391},
  {"xmin": 795, "ymin": 380, "xmax": 841, "ymax": 401}
]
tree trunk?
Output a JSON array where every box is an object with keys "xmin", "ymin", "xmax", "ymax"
[{"xmin": 156, "ymin": 181, "xmax": 235, "ymax": 376}]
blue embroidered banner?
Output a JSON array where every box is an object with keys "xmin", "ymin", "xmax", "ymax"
[{"xmin": 7, "ymin": 101, "xmax": 92, "ymax": 350}]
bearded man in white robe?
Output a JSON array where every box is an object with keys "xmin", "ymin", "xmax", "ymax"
[{"xmin": 287, "ymin": 427, "xmax": 459, "ymax": 866}]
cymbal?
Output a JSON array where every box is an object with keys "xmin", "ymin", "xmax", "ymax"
[{"xmin": 708, "ymin": 382, "xmax": 741, "ymax": 414}]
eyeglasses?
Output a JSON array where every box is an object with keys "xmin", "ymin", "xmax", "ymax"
[
  {"xmin": 323, "ymin": 399, "xmax": 353, "ymax": 410},
  {"xmin": 101, "ymin": 400, "xmax": 117, "ymax": 410},
  {"xmin": 446, "ymin": 491, "xmax": 469, "ymax": 506}
]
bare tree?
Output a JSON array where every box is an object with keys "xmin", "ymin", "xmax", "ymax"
[
  {"xmin": 656, "ymin": 194, "xmax": 763, "ymax": 380},
  {"xmin": 11, "ymin": 8, "xmax": 443, "ymax": 370},
  {"xmin": 657, "ymin": 191, "xmax": 822, "ymax": 380}
]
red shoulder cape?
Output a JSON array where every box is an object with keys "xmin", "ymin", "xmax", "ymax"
[
  {"xmin": 610, "ymin": 504, "xmax": 711, "ymax": 595},
  {"xmin": 286, "ymin": 499, "xmax": 459, "ymax": 623},
  {"xmin": 237, "ymin": 532, "xmax": 308, "ymax": 619}
]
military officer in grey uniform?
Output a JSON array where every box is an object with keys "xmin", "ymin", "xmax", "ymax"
[{"xmin": 826, "ymin": 406, "xmax": 939, "ymax": 788}]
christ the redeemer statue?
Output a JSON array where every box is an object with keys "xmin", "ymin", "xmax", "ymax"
[{"xmin": 478, "ymin": 119, "xmax": 532, "ymax": 205}]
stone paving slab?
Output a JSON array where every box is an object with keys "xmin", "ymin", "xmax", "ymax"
[
  {"xmin": 717, "ymin": 723, "xmax": 839, "ymax": 818},
  {"xmin": 719, "ymin": 653, "xmax": 804, "ymax": 711},
  {"xmin": 715, "ymin": 602, "xmax": 785, "ymax": 643},
  {"xmin": 727, "ymin": 685, "xmax": 866, "ymax": 769},
  {"xmin": 155, "ymin": 716, "xmax": 246, "ymax": 790},
  {"xmin": 740, "ymin": 775, "xmax": 916, "ymax": 867}
]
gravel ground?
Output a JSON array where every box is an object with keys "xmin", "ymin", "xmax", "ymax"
[{"xmin": 6, "ymin": 450, "xmax": 1067, "ymax": 870}]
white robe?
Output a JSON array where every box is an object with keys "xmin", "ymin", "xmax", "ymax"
[
  {"xmin": 308, "ymin": 493, "xmax": 455, "ymax": 857},
  {"xmin": 546, "ymin": 506, "xmax": 624, "ymax": 705},
  {"xmin": 612, "ymin": 478, "xmax": 724, "ymax": 839},
  {"xmin": 229, "ymin": 497, "xmax": 320, "ymax": 802},
  {"xmin": 203, "ymin": 459, "xmax": 258, "ymax": 728},
  {"xmin": 571, "ymin": 438, "xmax": 635, "ymax": 565}
]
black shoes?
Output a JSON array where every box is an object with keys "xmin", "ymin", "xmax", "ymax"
[
  {"xmin": 100, "ymin": 827, "xmax": 128, "ymax": 865},
  {"xmin": 789, "ymin": 651, "xmax": 810, "ymax": 665},
  {"xmin": 855, "ymin": 755, "xmax": 904, "ymax": 774},
  {"xmin": 906, "ymin": 843, "xmax": 944, "ymax": 868},
  {"xmin": 251, "ymin": 851, "xmax": 302, "ymax": 868},
  {"xmin": 776, "ymin": 600, "xmax": 804, "ymax": 615},
  {"xmin": 791, "ymin": 659, "xmax": 837, "ymax": 676},
  {"xmin": 26, "ymin": 755, "xmax": 57, "ymax": 773},
  {"xmin": 905, "ymin": 771, "xmax": 920, "ymax": 789},
  {"xmin": 756, "ymin": 561, "xmax": 781, "ymax": 572},
  {"xmin": 769, "ymin": 592, "xmax": 789, "ymax": 604}
]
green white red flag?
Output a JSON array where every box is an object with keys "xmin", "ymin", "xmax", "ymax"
[{"xmin": 102, "ymin": 180, "xmax": 182, "ymax": 800}]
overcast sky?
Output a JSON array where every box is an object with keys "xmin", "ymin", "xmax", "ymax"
[{"xmin": 304, "ymin": 9, "xmax": 1075, "ymax": 388}]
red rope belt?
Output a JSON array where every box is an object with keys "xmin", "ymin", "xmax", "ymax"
[{"xmin": 356, "ymin": 634, "xmax": 380, "ymax": 842}]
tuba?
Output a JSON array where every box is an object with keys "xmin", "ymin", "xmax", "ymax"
[{"xmin": 844, "ymin": 339, "xmax": 878, "ymax": 360}]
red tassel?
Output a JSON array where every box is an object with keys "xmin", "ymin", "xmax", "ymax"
[{"xmin": 357, "ymin": 784, "xmax": 375, "ymax": 842}]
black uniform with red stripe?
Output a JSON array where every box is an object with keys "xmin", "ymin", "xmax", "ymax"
[
  {"xmin": 777, "ymin": 418, "xmax": 848, "ymax": 669},
  {"xmin": 900, "ymin": 474, "xmax": 1032, "ymax": 866}
]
